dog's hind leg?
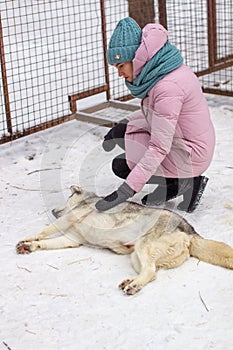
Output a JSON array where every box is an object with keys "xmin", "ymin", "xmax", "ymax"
[
  {"xmin": 119, "ymin": 244, "xmax": 157, "ymax": 295},
  {"xmin": 119, "ymin": 231, "xmax": 191, "ymax": 295},
  {"xmin": 16, "ymin": 234, "xmax": 81, "ymax": 254}
]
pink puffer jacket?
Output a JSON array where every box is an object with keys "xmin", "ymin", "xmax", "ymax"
[{"xmin": 124, "ymin": 24, "xmax": 215, "ymax": 193}]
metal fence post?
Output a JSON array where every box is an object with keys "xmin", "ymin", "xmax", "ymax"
[{"xmin": 0, "ymin": 11, "xmax": 12, "ymax": 136}]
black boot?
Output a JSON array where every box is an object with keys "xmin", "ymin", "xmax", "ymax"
[
  {"xmin": 141, "ymin": 176, "xmax": 209, "ymax": 213},
  {"xmin": 177, "ymin": 176, "xmax": 209, "ymax": 213},
  {"xmin": 141, "ymin": 178, "xmax": 179, "ymax": 206}
]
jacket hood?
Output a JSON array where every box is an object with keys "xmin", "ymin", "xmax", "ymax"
[{"xmin": 133, "ymin": 23, "xmax": 168, "ymax": 80}]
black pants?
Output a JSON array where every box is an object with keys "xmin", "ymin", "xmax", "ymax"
[
  {"xmin": 110, "ymin": 125, "xmax": 190, "ymax": 188},
  {"xmin": 112, "ymin": 153, "xmax": 173, "ymax": 186}
]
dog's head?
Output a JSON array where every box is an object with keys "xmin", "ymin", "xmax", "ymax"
[{"xmin": 52, "ymin": 185, "xmax": 85, "ymax": 218}]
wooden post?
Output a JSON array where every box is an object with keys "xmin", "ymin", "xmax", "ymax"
[
  {"xmin": 128, "ymin": 0, "xmax": 155, "ymax": 28},
  {"xmin": 158, "ymin": 0, "xmax": 167, "ymax": 28}
]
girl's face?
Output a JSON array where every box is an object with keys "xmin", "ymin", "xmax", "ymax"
[{"xmin": 114, "ymin": 62, "xmax": 133, "ymax": 83}]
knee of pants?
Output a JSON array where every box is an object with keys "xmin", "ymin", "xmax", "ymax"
[{"xmin": 112, "ymin": 154, "xmax": 131, "ymax": 179}]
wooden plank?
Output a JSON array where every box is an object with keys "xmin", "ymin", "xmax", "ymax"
[{"xmin": 74, "ymin": 112, "xmax": 117, "ymax": 127}]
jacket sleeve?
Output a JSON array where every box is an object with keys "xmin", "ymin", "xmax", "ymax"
[
  {"xmin": 126, "ymin": 109, "xmax": 143, "ymax": 122},
  {"xmin": 125, "ymin": 81, "xmax": 184, "ymax": 192},
  {"xmin": 125, "ymin": 108, "xmax": 149, "ymax": 131}
]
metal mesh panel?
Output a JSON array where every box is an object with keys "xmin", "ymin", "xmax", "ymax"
[
  {"xmin": 0, "ymin": 0, "xmax": 106, "ymax": 140},
  {"xmin": 216, "ymin": 0, "xmax": 233, "ymax": 60},
  {"xmin": 166, "ymin": 1, "xmax": 209, "ymax": 71},
  {"xmin": 200, "ymin": 0, "xmax": 233, "ymax": 95},
  {"xmin": 165, "ymin": 0, "xmax": 233, "ymax": 95},
  {"xmin": 0, "ymin": 0, "xmax": 232, "ymax": 143}
]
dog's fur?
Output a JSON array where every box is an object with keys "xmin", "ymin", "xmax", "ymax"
[{"xmin": 16, "ymin": 185, "xmax": 233, "ymax": 295}]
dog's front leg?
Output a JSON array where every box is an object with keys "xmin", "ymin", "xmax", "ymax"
[
  {"xmin": 16, "ymin": 234, "xmax": 81, "ymax": 254},
  {"xmin": 19, "ymin": 211, "xmax": 78, "ymax": 243},
  {"xmin": 21, "ymin": 224, "xmax": 60, "ymax": 243}
]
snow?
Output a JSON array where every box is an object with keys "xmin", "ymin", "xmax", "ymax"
[{"xmin": 1, "ymin": 94, "xmax": 233, "ymax": 350}]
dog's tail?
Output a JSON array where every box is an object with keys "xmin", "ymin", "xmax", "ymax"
[{"xmin": 190, "ymin": 234, "xmax": 233, "ymax": 269}]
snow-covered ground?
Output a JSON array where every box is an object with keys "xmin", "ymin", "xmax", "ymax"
[{"xmin": 1, "ymin": 94, "xmax": 233, "ymax": 350}]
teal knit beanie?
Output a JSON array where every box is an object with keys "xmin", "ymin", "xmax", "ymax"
[{"xmin": 107, "ymin": 17, "xmax": 142, "ymax": 65}]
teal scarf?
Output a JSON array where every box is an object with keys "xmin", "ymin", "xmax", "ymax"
[{"xmin": 125, "ymin": 42, "xmax": 183, "ymax": 99}]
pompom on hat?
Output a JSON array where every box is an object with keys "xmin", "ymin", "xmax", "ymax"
[{"xmin": 107, "ymin": 17, "xmax": 142, "ymax": 65}]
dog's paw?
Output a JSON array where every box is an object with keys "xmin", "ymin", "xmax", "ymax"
[
  {"xmin": 118, "ymin": 279, "xmax": 132, "ymax": 290},
  {"xmin": 16, "ymin": 241, "xmax": 32, "ymax": 254},
  {"xmin": 119, "ymin": 279, "xmax": 142, "ymax": 295},
  {"xmin": 123, "ymin": 284, "xmax": 142, "ymax": 295}
]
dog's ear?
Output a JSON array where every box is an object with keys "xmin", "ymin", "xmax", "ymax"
[{"xmin": 70, "ymin": 185, "xmax": 82, "ymax": 195}]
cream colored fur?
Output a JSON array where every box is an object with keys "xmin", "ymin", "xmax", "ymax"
[{"xmin": 16, "ymin": 186, "xmax": 233, "ymax": 295}]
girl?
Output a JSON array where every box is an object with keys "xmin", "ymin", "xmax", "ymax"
[{"xmin": 95, "ymin": 17, "xmax": 215, "ymax": 213}]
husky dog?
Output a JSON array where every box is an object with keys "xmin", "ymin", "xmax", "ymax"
[{"xmin": 16, "ymin": 185, "xmax": 233, "ymax": 295}]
